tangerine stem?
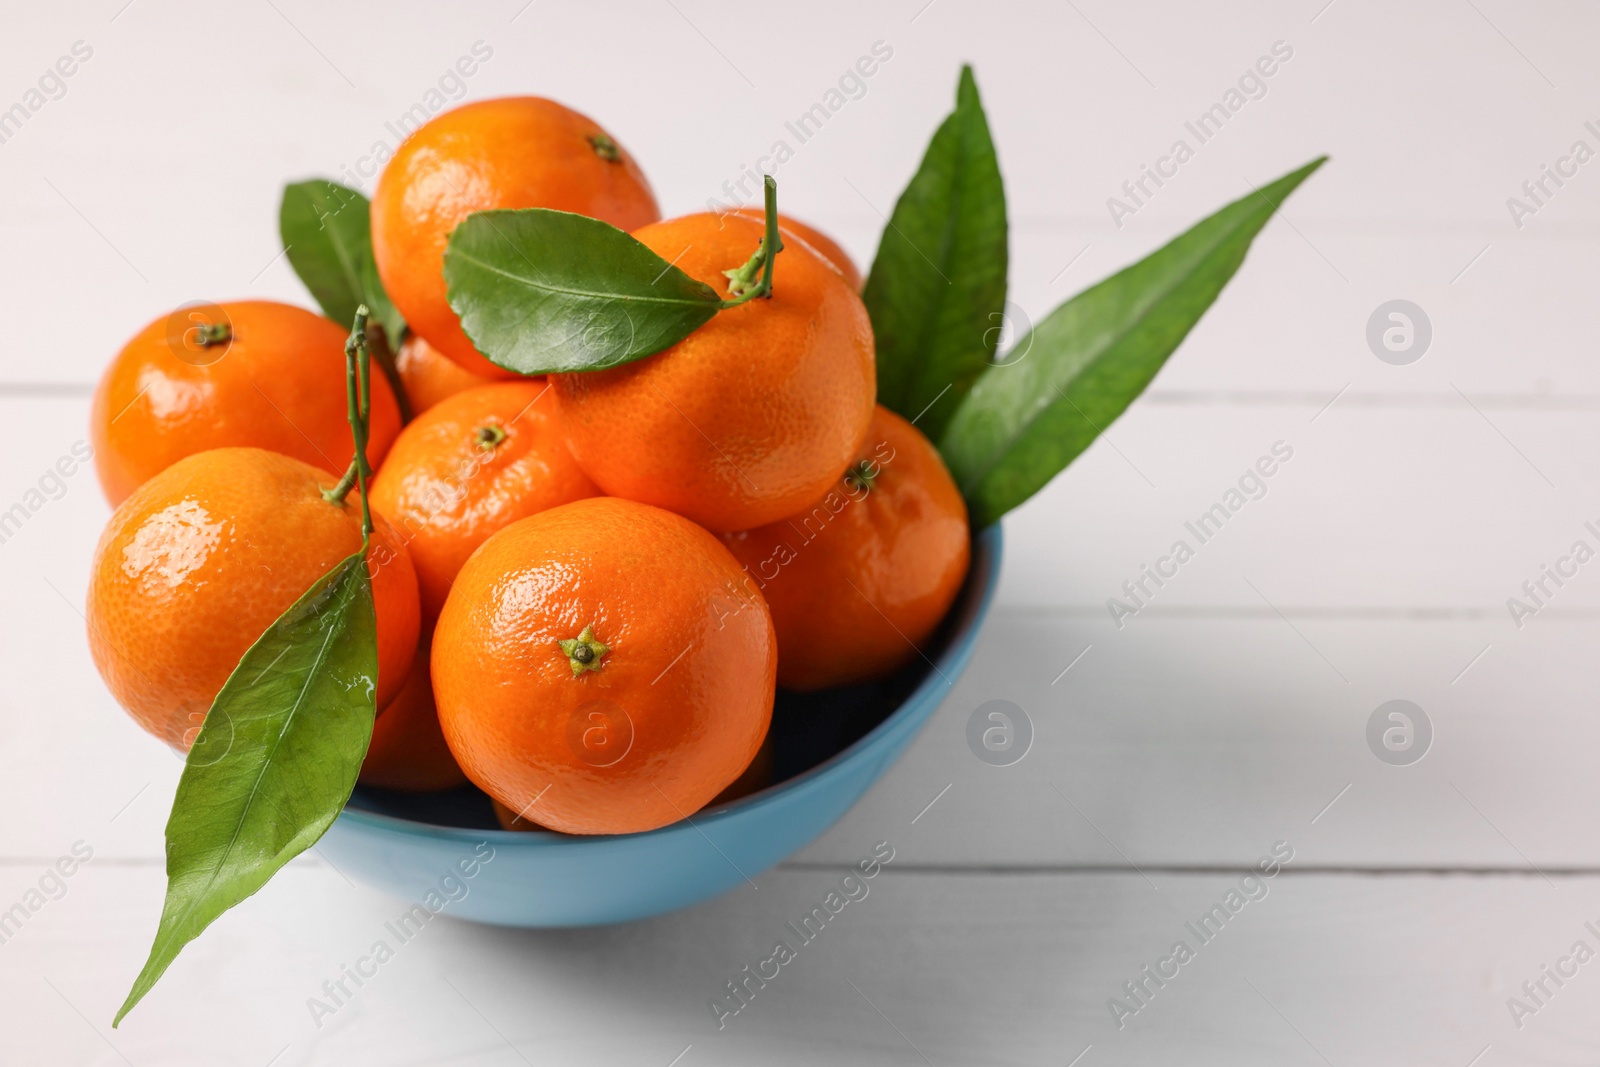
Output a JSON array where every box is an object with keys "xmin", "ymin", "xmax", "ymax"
[
  {"xmin": 194, "ymin": 322, "xmax": 232, "ymax": 347},
  {"xmin": 719, "ymin": 175, "xmax": 783, "ymax": 308},
  {"xmin": 323, "ymin": 306, "xmax": 375, "ymax": 547},
  {"xmin": 354, "ymin": 320, "xmax": 372, "ymax": 546}
]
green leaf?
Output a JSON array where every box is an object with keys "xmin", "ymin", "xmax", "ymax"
[
  {"xmin": 443, "ymin": 208, "xmax": 724, "ymax": 375},
  {"xmin": 115, "ymin": 551, "xmax": 378, "ymax": 1026},
  {"xmin": 863, "ymin": 64, "xmax": 1008, "ymax": 440},
  {"xmin": 940, "ymin": 157, "xmax": 1327, "ymax": 527},
  {"xmin": 279, "ymin": 180, "xmax": 406, "ymax": 343}
]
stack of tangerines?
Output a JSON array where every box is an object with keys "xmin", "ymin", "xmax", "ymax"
[{"xmin": 85, "ymin": 97, "xmax": 970, "ymax": 837}]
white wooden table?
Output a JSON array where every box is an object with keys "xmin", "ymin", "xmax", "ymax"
[{"xmin": 4, "ymin": 1, "xmax": 1599, "ymax": 1062}]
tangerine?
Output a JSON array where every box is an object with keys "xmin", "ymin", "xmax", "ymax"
[
  {"xmin": 553, "ymin": 212, "xmax": 875, "ymax": 533},
  {"xmin": 91, "ymin": 300, "xmax": 402, "ymax": 507},
  {"xmin": 432, "ymin": 496, "xmax": 775, "ymax": 835},
  {"xmin": 723, "ymin": 406, "xmax": 969, "ymax": 690},
  {"xmin": 394, "ymin": 332, "xmax": 497, "ymax": 415},
  {"xmin": 372, "ymin": 96, "xmax": 660, "ymax": 379},
  {"xmin": 358, "ymin": 631, "xmax": 468, "ymax": 792},
  {"xmin": 86, "ymin": 448, "xmax": 420, "ymax": 747},
  {"xmin": 707, "ymin": 731, "xmax": 774, "ymax": 806},
  {"xmin": 368, "ymin": 381, "xmax": 599, "ymax": 620},
  {"xmin": 492, "ymin": 733, "xmax": 773, "ymax": 831},
  {"xmin": 490, "ymin": 798, "xmax": 547, "ymax": 832}
]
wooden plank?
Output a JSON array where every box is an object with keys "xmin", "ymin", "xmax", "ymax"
[
  {"xmin": 24, "ymin": 603, "xmax": 1600, "ymax": 870},
  {"xmin": 994, "ymin": 395, "xmax": 1600, "ymax": 610},
  {"xmin": 796, "ymin": 609, "xmax": 1600, "ymax": 868},
  {"xmin": 5, "ymin": 861, "xmax": 1599, "ymax": 1065},
  {"xmin": 3, "ymin": 3, "xmax": 1599, "ymax": 387},
  {"xmin": 11, "ymin": 358, "xmax": 1600, "ymax": 619}
]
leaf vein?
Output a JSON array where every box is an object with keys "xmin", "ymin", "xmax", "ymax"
[{"xmin": 451, "ymin": 249, "xmax": 716, "ymax": 309}]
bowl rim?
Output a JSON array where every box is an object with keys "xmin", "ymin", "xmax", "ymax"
[{"xmin": 336, "ymin": 523, "xmax": 1003, "ymax": 847}]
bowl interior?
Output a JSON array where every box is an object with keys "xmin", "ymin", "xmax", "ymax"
[{"xmin": 346, "ymin": 527, "xmax": 999, "ymax": 833}]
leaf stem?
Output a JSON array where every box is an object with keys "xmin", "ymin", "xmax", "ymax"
[
  {"xmin": 323, "ymin": 306, "xmax": 375, "ymax": 547},
  {"xmin": 719, "ymin": 175, "xmax": 783, "ymax": 308}
]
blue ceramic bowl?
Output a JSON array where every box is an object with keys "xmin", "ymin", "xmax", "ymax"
[{"xmin": 320, "ymin": 525, "xmax": 1002, "ymax": 926}]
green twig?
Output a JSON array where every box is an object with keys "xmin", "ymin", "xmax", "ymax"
[
  {"xmin": 323, "ymin": 306, "xmax": 375, "ymax": 547},
  {"xmin": 720, "ymin": 175, "xmax": 784, "ymax": 308}
]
